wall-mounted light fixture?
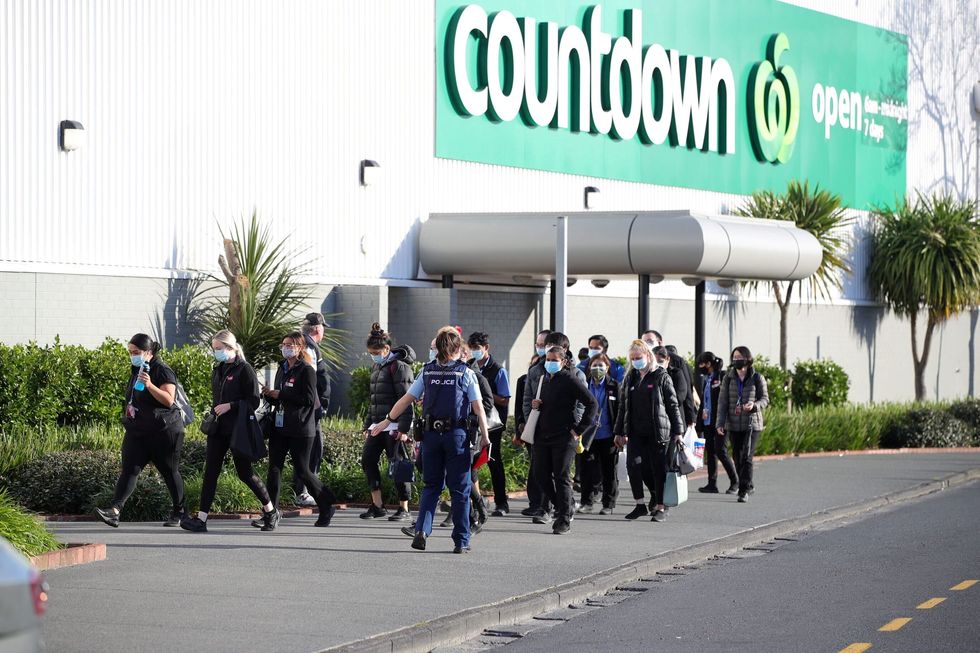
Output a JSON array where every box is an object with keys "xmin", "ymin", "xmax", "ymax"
[
  {"xmin": 649, "ymin": 275, "xmax": 665, "ymax": 284},
  {"xmin": 682, "ymin": 277, "xmax": 704, "ymax": 287},
  {"xmin": 591, "ymin": 279, "xmax": 610, "ymax": 289},
  {"xmin": 584, "ymin": 186, "xmax": 600, "ymax": 210},
  {"xmin": 360, "ymin": 159, "xmax": 381, "ymax": 186},
  {"xmin": 716, "ymin": 279, "xmax": 737, "ymax": 289},
  {"xmin": 566, "ymin": 277, "xmax": 578, "ymax": 287},
  {"xmin": 973, "ymin": 80, "xmax": 980, "ymax": 115},
  {"xmin": 60, "ymin": 120, "xmax": 84, "ymax": 152}
]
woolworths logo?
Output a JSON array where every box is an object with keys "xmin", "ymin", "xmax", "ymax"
[
  {"xmin": 445, "ymin": 4, "xmax": 804, "ymax": 164},
  {"xmin": 748, "ymin": 33, "xmax": 800, "ymax": 164}
]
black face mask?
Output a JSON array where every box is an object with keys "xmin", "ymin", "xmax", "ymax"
[{"xmin": 732, "ymin": 359, "xmax": 747, "ymax": 370}]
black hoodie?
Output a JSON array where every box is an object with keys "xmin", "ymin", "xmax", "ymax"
[{"xmin": 362, "ymin": 345, "xmax": 417, "ymax": 433}]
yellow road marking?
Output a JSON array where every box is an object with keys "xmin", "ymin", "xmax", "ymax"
[
  {"xmin": 917, "ymin": 597, "xmax": 946, "ymax": 609},
  {"xmin": 879, "ymin": 618, "xmax": 912, "ymax": 632},
  {"xmin": 838, "ymin": 644, "xmax": 873, "ymax": 653},
  {"xmin": 951, "ymin": 580, "xmax": 977, "ymax": 591}
]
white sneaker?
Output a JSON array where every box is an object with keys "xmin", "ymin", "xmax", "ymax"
[{"xmin": 296, "ymin": 493, "xmax": 317, "ymax": 507}]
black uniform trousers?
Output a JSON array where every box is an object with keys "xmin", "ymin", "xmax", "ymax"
[
  {"xmin": 702, "ymin": 424, "xmax": 738, "ymax": 487},
  {"xmin": 580, "ymin": 438, "xmax": 619, "ymax": 509},
  {"xmin": 293, "ymin": 422, "xmax": 323, "ymax": 497},
  {"xmin": 532, "ymin": 438, "xmax": 577, "ymax": 521},
  {"xmin": 728, "ymin": 429, "xmax": 760, "ymax": 494},
  {"xmin": 626, "ymin": 437, "xmax": 668, "ymax": 506},
  {"xmin": 112, "ymin": 428, "xmax": 185, "ymax": 513},
  {"xmin": 267, "ymin": 436, "xmax": 336, "ymax": 508}
]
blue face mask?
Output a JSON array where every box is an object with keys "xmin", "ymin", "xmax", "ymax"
[
  {"xmin": 535, "ymin": 346, "xmax": 547, "ymax": 357},
  {"xmin": 370, "ymin": 353, "xmax": 386, "ymax": 365},
  {"xmin": 631, "ymin": 358, "xmax": 647, "ymax": 370},
  {"xmin": 213, "ymin": 349, "xmax": 229, "ymax": 363},
  {"xmin": 130, "ymin": 354, "xmax": 145, "ymax": 367},
  {"xmin": 588, "ymin": 348, "xmax": 602, "ymax": 358},
  {"xmin": 429, "ymin": 349, "xmax": 437, "ymax": 362},
  {"xmin": 544, "ymin": 360, "xmax": 562, "ymax": 375},
  {"xmin": 471, "ymin": 349, "xmax": 485, "ymax": 362}
]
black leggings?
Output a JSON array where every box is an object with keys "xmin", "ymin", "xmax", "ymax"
[
  {"xmin": 112, "ymin": 429, "xmax": 185, "ymax": 512},
  {"xmin": 361, "ymin": 433, "xmax": 412, "ymax": 502},
  {"xmin": 626, "ymin": 438, "xmax": 668, "ymax": 506},
  {"xmin": 199, "ymin": 431, "xmax": 271, "ymax": 514},
  {"xmin": 267, "ymin": 436, "xmax": 336, "ymax": 508}
]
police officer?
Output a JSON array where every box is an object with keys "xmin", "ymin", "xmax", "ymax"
[{"xmin": 371, "ymin": 327, "xmax": 490, "ymax": 554}]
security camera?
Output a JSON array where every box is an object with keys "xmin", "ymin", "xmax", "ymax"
[
  {"xmin": 60, "ymin": 120, "xmax": 84, "ymax": 152},
  {"xmin": 591, "ymin": 279, "xmax": 610, "ymax": 288},
  {"xmin": 973, "ymin": 81, "xmax": 980, "ymax": 114}
]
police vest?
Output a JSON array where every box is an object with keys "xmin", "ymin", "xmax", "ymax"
[{"xmin": 422, "ymin": 360, "xmax": 470, "ymax": 426}]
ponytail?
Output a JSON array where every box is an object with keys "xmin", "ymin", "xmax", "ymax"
[{"xmin": 129, "ymin": 333, "xmax": 161, "ymax": 357}]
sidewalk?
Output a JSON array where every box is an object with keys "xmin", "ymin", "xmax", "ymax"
[{"xmin": 41, "ymin": 452, "xmax": 980, "ymax": 653}]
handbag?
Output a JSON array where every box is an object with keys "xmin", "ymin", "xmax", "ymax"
[
  {"xmin": 199, "ymin": 410, "xmax": 219, "ymax": 436},
  {"xmin": 664, "ymin": 442, "xmax": 689, "ymax": 507},
  {"xmin": 231, "ymin": 401, "xmax": 268, "ymax": 462},
  {"xmin": 520, "ymin": 376, "xmax": 544, "ymax": 445},
  {"xmin": 387, "ymin": 443, "xmax": 415, "ymax": 484}
]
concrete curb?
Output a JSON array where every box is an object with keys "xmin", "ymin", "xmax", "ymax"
[
  {"xmin": 317, "ymin": 466, "xmax": 980, "ymax": 653},
  {"xmin": 30, "ymin": 543, "xmax": 107, "ymax": 571}
]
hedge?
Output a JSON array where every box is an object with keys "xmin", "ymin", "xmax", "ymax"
[{"xmin": 0, "ymin": 338, "xmax": 214, "ymax": 432}]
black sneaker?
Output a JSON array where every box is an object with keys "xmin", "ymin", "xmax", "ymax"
[
  {"xmin": 491, "ymin": 505, "xmax": 509, "ymax": 517},
  {"xmin": 651, "ymin": 509, "xmax": 667, "ymax": 522},
  {"xmin": 532, "ymin": 511, "xmax": 553, "ymax": 525},
  {"xmin": 553, "ymin": 519, "xmax": 571, "ymax": 535},
  {"xmin": 260, "ymin": 508, "xmax": 281, "ymax": 531},
  {"xmin": 737, "ymin": 493, "xmax": 748, "ymax": 503},
  {"xmin": 747, "ymin": 487, "xmax": 755, "ymax": 496},
  {"xmin": 438, "ymin": 514, "xmax": 453, "ymax": 528},
  {"xmin": 180, "ymin": 516, "xmax": 208, "ymax": 533},
  {"xmin": 725, "ymin": 484, "xmax": 739, "ymax": 495},
  {"xmin": 411, "ymin": 531, "xmax": 427, "ymax": 551},
  {"xmin": 647, "ymin": 499, "xmax": 657, "ymax": 514},
  {"xmin": 624, "ymin": 505, "xmax": 649, "ymax": 520},
  {"xmin": 163, "ymin": 510, "xmax": 184, "ymax": 527},
  {"xmin": 599, "ymin": 507, "xmax": 613, "ymax": 515},
  {"xmin": 314, "ymin": 505, "xmax": 337, "ymax": 527},
  {"xmin": 453, "ymin": 544, "xmax": 471, "ymax": 554},
  {"xmin": 520, "ymin": 507, "xmax": 538, "ymax": 517},
  {"xmin": 387, "ymin": 507, "xmax": 412, "ymax": 522},
  {"xmin": 439, "ymin": 500, "xmax": 451, "ymax": 513},
  {"xmin": 400, "ymin": 526, "xmax": 416, "ymax": 538},
  {"xmin": 470, "ymin": 520, "xmax": 483, "ymax": 535},
  {"xmin": 359, "ymin": 504, "xmax": 387, "ymax": 519},
  {"xmin": 95, "ymin": 507, "xmax": 120, "ymax": 528},
  {"xmin": 698, "ymin": 483, "xmax": 719, "ymax": 494},
  {"xmin": 576, "ymin": 503, "xmax": 594, "ymax": 514}
]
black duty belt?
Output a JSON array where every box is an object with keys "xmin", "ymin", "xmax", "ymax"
[{"xmin": 422, "ymin": 416, "xmax": 467, "ymax": 433}]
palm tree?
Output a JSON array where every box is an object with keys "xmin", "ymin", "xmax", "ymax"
[
  {"xmin": 191, "ymin": 210, "xmax": 345, "ymax": 370},
  {"xmin": 735, "ymin": 181, "xmax": 854, "ymax": 369},
  {"xmin": 867, "ymin": 194, "xmax": 980, "ymax": 401}
]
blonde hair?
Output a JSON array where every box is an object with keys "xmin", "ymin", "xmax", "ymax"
[
  {"xmin": 212, "ymin": 330, "xmax": 247, "ymax": 364},
  {"xmin": 627, "ymin": 339, "xmax": 653, "ymax": 369}
]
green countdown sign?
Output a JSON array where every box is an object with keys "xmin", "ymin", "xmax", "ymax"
[{"xmin": 435, "ymin": 0, "xmax": 908, "ymax": 209}]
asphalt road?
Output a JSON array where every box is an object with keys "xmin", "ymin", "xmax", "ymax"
[{"xmin": 500, "ymin": 481, "xmax": 980, "ymax": 653}]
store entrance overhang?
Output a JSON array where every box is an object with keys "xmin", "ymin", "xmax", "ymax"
[{"xmin": 419, "ymin": 211, "xmax": 822, "ymax": 282}]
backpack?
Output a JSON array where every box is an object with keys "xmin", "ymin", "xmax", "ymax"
[{"xmin": 173, "ymin": 382, "xmax": 196, "ymax": 426}]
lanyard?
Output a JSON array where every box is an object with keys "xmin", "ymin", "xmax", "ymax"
[{"xmin": 737, "ymin": 375, "xmax": 747, "ymax": 403}]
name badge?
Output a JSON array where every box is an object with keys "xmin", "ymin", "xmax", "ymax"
[
  {"xmin": 125, "ymin": 404, "xmax": 137, "ymax": 419},
  {"xmin": 226, "ymin": 375, "xmax": 234, "ymax": 381},
  {"xmin": 275, "ymin": 411, "xmax": 284, "ymax": 428},
  {"xmin": 285, "ymin": 380, "xmax": 295, "ymax": 388}
]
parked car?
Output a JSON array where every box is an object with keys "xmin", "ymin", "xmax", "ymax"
[{"xmin": 0, "ymin": 537, "xmax": 46, "ymax": 652}]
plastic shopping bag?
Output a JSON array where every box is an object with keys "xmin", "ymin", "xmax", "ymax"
[{"xmin": 683, "ymin": 426, "xmax": 704, "ymax": 471}]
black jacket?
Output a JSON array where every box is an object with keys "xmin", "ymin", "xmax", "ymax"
[
  {"xmin": 535, "ymin": 368, "xmax": 598, "ymax": 443},
  {"xmin": 304, "ymin": 334, "xmax": 332, "ymax": 419},
  {"xmin": 614, "ymin": 367, "xmax": 684, "ymax": 444},
  {"xmin": 268, "ymin": 360, "xmax": 317, "ymax": 438},
  {"xmin": 362, "ymin": 345, "xmax": 416, "ymax": 434},
  {"xmin": 211, "ymin": 359, "xmax": 261, "ymax": 436},
  {"xmin": 668, "ymin": 352, "xmax": 697, "ymax": 425},
  {"xmin": 514, "ymin": 373, "xmax": 529, "ymax": 432}
]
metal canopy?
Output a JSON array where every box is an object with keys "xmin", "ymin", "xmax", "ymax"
[{"xmin": 420, "ymin": 211, "xmax": 822, "ymax": 282}]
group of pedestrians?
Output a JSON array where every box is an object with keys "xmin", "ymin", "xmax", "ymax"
[{"xmin": 93, "ymin": 315, "xmax": 770, "ymax": 553}]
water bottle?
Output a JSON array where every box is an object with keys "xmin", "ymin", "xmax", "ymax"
[
  {"xmin": 575, "ymin": 439, "xmax": 585, "ymax": 455},
  {"xmin": 134, "ymin": 362, "xmax": 149, "ymax": 391}
]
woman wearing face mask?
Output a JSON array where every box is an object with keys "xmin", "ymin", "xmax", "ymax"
[
  {"xmin": 695, "ymin": 352, "xmax": 738, "ymax": 495},
  {"xmin": 373, "ymin": 328, "xmax": 490, "ymax": 553},
  {"xmin": 180, "ymin": 330, "xmax": 278, "ymax": 533},
  {"xmin": 613, "ymin": 341, "xmax": 684, "ymax": 523},
  {"xmin": 529, "ymin": 346, "xmax": 598, "ymax": 534},
  {"xmin": 578, "ymin": 354, "xmax": 620, "ymax": 515},
  {"xmin": 95, "ymin": 334, "xmax": 187, "ymax": 528},
  {"xmin": 716, "ymin": 347, "xmax": 769, "ymax": 503},
  {"xmin": 359, "ymin": 323, "xmax": 416, "ymax": 521},
  {"xmin": 261, "ymin": 332, "xmax": 337, "ymax": 526}
]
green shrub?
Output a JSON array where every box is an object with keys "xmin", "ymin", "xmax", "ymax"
[
  {"xmin": 0, "ymin": 422, "xmax": 124, "ymax": 477},
  {"xmin": 89, "ymin": 473, "xmax": 172, "ymax": 522},
  {"xmin": 792, "ymin": 359, "xmax": 850, "ymax": 408},
  {"xmin": 0, "ymin": 489, "xmax": 61, "ymax": 557},
  {"xmin": 348, "ymin": 367, "xmax": 371, "ymax": 419},
  {"xmin": 762, "ymin": 403, "xmax": 908, "ymax": 455},
  {"xmin": 880, "ymin": 408, "xmax": 974, "ymax": 449},
  {"xmin": 184, "ymin": 471, "xmax": 263, "ymax": 514},
  {"xmin": 179, "ymin": 438, "xmax": 211, "ymax": 478},
  {"xmin": 947, "ymin": 399, "xmax": 980, "ymax": 445},
  {"xmin": 322, "ymin": 417, "xmax": 367, "ymax": 470},
  {"xmin": 751, "ymin": 356, "xmax": 790, "ymax": 412},
  {"xmin": 0, "ymin": 339, "xmax": 215, "ymax": 432}
]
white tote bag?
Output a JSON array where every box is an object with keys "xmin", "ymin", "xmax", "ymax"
[{"xmin": 520, "ymin": 376, "xmax": 545, "ymax": 445}]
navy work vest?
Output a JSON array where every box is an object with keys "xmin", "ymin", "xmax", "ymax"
[{"xmin": 422, "ymin": 360, "xmax": 470, "ymax": 428}]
